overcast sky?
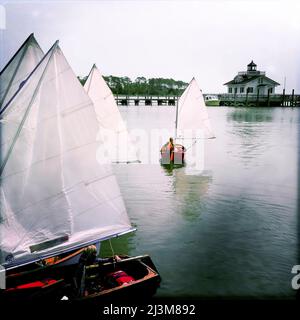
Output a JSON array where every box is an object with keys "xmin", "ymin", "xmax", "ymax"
[{"xmin": 1, "ymin": 0, "xmax": 300, "ymax": 93}]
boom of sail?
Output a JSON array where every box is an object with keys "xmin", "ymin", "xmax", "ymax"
[
  {"xmin": 0, "ymin": 33, "xmax": 44, "ymax": 109},
  {"xmin": 176, "ymin": 78, "xmax": 215, "ymax": 140},
  {"xmin": 0, "ymin": 41, "xmax": 134, "ymax": 270},
  {"xmin": 84, "ymin": 65, "xmax": 139, "ymax": 163}
]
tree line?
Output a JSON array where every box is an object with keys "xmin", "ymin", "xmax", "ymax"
[{"xmin": 78, "ymin": 75, "xmax": 188, "ymax": 96}]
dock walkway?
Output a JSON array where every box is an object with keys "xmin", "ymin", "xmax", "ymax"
[{"xmin": 114, "ymin": 92, "xmax": 300, "ymax": 107}]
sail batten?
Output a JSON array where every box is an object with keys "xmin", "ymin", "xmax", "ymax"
[
  {"xmin": 0, "ymin": 42, "xmax": 133, "ymax": 269},
  {"xmin": 84, "ymin": 65, "xmax": 139, "ymax": 163}
]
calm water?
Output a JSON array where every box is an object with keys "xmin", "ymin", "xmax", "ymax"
[{"xmin": 102, "ymin": 106, "xmax": 298, "ymax": 299}]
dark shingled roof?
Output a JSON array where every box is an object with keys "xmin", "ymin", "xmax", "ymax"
[{"xmin": 224, "ymin": 75, "xmax": 280, "ymax": 86}]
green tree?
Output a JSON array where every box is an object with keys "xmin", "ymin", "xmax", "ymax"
[{"xmin": 80, "ymin": 74, "xmax": 188, "ymax": 96}]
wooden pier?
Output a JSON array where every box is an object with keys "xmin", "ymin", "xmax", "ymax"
[
  {"xmin": 115, "ymin": 95, "xmax": 177, "ymax": 106},
  {"xmin": 115, "ymin": 91, "xmax": 300, "ymax": 107},
  {"xmin": 218, "ymin": 90, "xmax": 300, "ymax": 107}
]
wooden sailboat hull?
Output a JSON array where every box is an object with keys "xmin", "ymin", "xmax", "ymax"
[
  {"xmin": 76, "ymin": 255, "xmax": 161, "ymax": 302},
  {"xmin": 1, "ymin": 262, "xmax": 77, "ymax": 302},
  {"xmin": 1, "ymin": 278, "xmax": 67, "ymax": 302},
  {"xmin": 160, "ymin": 144, "xmax": 185, "ymax": 165},
  {"xmin": 4, "ymin": 242, "xmax": 101, "ymax": 281},
  {"xmin": 0, "ymin": 246, "xmax": 97, "ymax": 302},
  {"xmin": 5, "ymin": 248, "xmax": 87, "ymax": 279},
  {"xmin": 1, "ymin": 255, "xmax": 160, "ymax": 302}
]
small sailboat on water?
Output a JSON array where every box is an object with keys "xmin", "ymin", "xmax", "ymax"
[
  {"xmin": 83, "ymin": 64, "xmax": 139, "ymax": 164},
  {"xmin": 0, "ymin": 38, "xmax": 160, "ymax": 301},
  {"xmin": 160, "ymin": 77, "xmax": 215, "ymax": 164}
]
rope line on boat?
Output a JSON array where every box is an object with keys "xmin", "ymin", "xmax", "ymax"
[
  {"xmin": 109, "ymin": 239, "xmax": 116, "ymax": 269},
  {"xmin": 184, "ymin": 139, "xmax": 198, "ymax": 152}
]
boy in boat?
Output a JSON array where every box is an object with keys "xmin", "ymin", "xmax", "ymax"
[
  {"xmin": 74, "ymin": 245, "xmax": 122, "ymax": 297},
  {"xmin": 161, "ymin": 137, "xmax": 175, "ymax": 163},
  {"xmin": 79, "ymin": 245, "xmax": 121, "ymax": 264},
  {"xmin": 168, "ymin": 137, "xmax": 174, "ymax": 151}
]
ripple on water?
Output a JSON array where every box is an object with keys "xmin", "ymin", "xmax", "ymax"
[{"xmin": 111, "ymin": 107, "xmax": 298, "ymax": 298}]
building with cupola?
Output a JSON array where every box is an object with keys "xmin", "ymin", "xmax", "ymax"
[{"xmin": 224, "ymin": 61, "xmax": 280, "ymax": 95}]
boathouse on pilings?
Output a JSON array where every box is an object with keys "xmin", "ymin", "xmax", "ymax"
[{"xmin": 224, "ymin": 61, "xmax": 280, "ymax": 95}]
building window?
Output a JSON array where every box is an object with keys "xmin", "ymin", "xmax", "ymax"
[
  {"xmin": 247, "ymin": 87, "xmax": 253, "ymax": 93},
  {"xmin": 234, "ymin": 88, "xmax": 237, "ymax": 94},
  {"xmin": 229, "ymin": 88, "xmax": 232, "ymax": 93},
  {"xmin": 269, "ymin": 88, "xmax": 273, "ymax": 94},
  {"xmin": 240, "ymin": 87, "xmax": 244, "ymax": 93}
]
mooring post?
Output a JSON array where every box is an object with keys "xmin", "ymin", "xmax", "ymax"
[
  {"xmin": 256, "ymin": 89, "xmax": 259, "ymax": 107},
  {"xmin": 282, "ymin": 88, "xmax": 285, "ymax": 106},
  {"xmin": 267, "ymin": 89, "xmax": 270, "ymax": 107},
  {"xmin": 291, "ymin": 89, "xmax": 295, "ymax": 107},
  {"xmin": 245, "ymin": 90, "xmax": 248, "ymax": 107}
]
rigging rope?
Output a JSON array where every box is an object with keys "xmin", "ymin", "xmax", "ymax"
[{"xmin": 109, "ymin": 239, "xmax": 117, "ymax": 269}]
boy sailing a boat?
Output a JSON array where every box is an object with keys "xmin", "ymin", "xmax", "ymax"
[{"xmin": 160, "ymin": 137, "xmax": 185, "ymax": 165}]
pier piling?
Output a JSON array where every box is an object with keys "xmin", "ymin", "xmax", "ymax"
[{"xmin": 114, "ymin": 93, "xmax": 300, "ymax": 107}]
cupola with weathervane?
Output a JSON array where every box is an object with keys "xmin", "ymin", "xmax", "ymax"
[
  {"xmin": 247, "ymin": 60, "xmax": 257, "ymax": 72},
  {"xmin": 224, "ymin": 60, "xmax": 280, "ymax": 95}
]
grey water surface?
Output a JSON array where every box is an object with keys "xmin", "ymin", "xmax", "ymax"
[{"xmin": 102, "ymin": 106, "xmax": 298, "ymax": 299}]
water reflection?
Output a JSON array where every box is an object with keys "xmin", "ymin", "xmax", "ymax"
[
  {"xmin": 160, "ymin": 162, "xmax": 185, "ymax": 176},
  {"xmin": 172, "ymin": 168, "xmax": 213, "ymax": 221},
  {"xmin": 100, "ymin": 232, "xmax": 135, "ymax": 258},
  {"xmin": 227, "ymin": 108, "xmax": 274, "ymax": 123},
  {"xmin": 225, "ymin": 108, "xmax": 275, "ymax": 167},
  {"xmin": 113, "ymin": 106, "xmax": 297, "ymax": 298}
]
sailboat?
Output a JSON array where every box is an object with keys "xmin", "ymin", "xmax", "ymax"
[
  {"xmin": 0, "ymin": 34, "xmax": 92, "ymax": 272},
  {"xmin": 0, "ymin": 33, "xmax": 44, "ymax": 110},
  {"xmin": 160, "ymin": 77, "xmax": 215, "ymax": 164},
  {"xmin": 83, "ymin": 64, "xmax": 139, "ymax": 164},
  {"xmin": 0, "ymin": 39, "xmax": 160, "ymax": 301}
]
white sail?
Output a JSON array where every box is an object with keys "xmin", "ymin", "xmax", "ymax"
[
  {"xmin": 0, "ymin": 33, "xmax": 44, "ymax": 109},
  {"xmin": 176, "ymin": 78, "xmax": 215, "ymax": 140},
  {"xmin": 84, "ymin": 65, "xmax": 139, "ymax": 163},
  {"xmin": 0, "ymin": 41, "xmax": 133, "ymax": 269}
]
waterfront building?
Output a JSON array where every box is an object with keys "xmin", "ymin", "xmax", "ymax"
[{"xmin": 224, "ymin": 61, "xmax": 280, "ymax": 95}]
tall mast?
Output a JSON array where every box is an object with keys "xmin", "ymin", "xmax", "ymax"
[
  {"xmin": 175, "ymin": 95, "xmax": 179, "ymax": 139},
  {"xmin": 84, "ymin": 63, "xmax": 96, "ymax": 92}
]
